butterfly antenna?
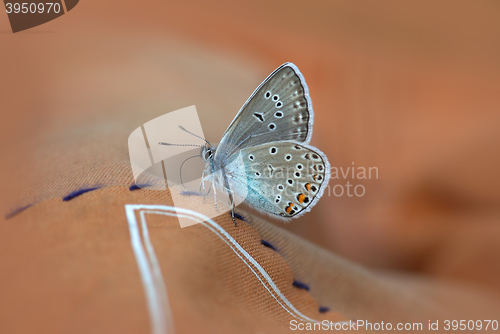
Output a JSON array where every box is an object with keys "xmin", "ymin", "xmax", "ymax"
[
  {"xmin": 178, "ymin": 126, "xmax": 212, "ymax": 147},
  {"xmin": 158, "ymin": 142, "xmax": 204, "ymax": 148}
]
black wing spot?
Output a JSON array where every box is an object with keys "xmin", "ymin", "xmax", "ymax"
[
  {"xmin": 268, "ymin": 164, "xmax": 275, "ymax": 176},
  {"xmin": 253, "ymin": 113, "xmax": 265, "ymax": 122}
]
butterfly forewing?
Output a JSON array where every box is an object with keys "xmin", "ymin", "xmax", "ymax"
[
  {"xmin": 214, "ymin": 63, "xmax": 313, "ymax": 165},
  {"xmin": 224, "ymin": 141, "xmax": 330, "ymax": 219}
]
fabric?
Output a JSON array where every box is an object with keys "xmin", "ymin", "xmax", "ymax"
[
  {"xmin": 2, "ymin": 1, "xmax": 500, "ymax": 333},
  {"xmin": 2, "ymin": 185, "xmax": 498, "ymax": 333},
  {"xmin": 0, "ymin": 185, "xmax": 353, "ymax": 333}
]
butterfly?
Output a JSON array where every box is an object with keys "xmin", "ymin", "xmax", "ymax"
[{"xmin": 195, "ymin": 62, "xmax": 331, "ymax": 224}]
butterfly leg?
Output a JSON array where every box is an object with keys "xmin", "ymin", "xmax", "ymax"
[
  {"xmin": 211, "ymin": 182, "xmax": 218, "ymax": 211},
  {"xmin": 229, "ymin": 191, "xmax": 237, "ymax": 226},
  {"xmin": 200, "ymin": 171, "xmax": 206, "ymax": 202},
  {"xmin": 220, "ymin": 169, "xmax": 238, "ymax": 226}
]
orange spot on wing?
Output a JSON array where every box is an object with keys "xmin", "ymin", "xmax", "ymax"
[
  {"xmin": 285, "ymin": 202, "xmax": 295, "ymax": 214},
  {"xmin": 297, "ymin": 194, "xmax": 306, "ymax": 203},
  {"xmin": 305, "ymin": 183, "xmax": 311, "ymax": 191}
]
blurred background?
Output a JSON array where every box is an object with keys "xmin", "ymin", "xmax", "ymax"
[{"xmin": 1, "ymin": 0, "xmax": 499, "ymax": 297}]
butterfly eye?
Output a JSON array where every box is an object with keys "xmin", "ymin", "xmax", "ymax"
[
  {"xmin": 272, "ymin": 94, "xmax": 279, "ymax": 101},
  {"xmin": 265, "ymin": 91, "xmax": 272, "ymax": 99},
  {"xmin": 204, "ymin": 150, "xmax": 212, "ymax": 160}
]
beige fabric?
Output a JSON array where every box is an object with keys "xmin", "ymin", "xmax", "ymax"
[
  {"xmin": 2, "ymin": 185, "xmax": 498, "ymax": 333},
  {"xmin": 0, "ymin": 186, "xmax": 354, "ymax": 333}
]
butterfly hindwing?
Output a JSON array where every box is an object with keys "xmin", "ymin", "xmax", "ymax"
[
  {"xmin": 214, "ymin": 63, "xmax": 313, "ymax": 165},
  {"xmin": 224, "ymin": 141, "xmax": 330, "ymax": 219}
]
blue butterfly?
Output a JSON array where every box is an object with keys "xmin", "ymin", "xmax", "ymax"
[{"xmin": 196, "ymin": 63, "xmax": 331, "ymax": 224}]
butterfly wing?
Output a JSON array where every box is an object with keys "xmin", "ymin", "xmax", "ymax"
[
  {"xmin": 224, "ymin": 141, "xmax": 330, "ymax": 219},
  {"xmin": 214, "ymin": 63, "xmax": 314, "ymax": 165}
]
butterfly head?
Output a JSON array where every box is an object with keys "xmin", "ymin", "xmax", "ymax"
[
  {"xmin": 200, "ymin": 144, "xmax": 215, "ymax": 162},
  {"xmin": 200, "ymin": 143, "xmax": 219, "ymax": 178}
]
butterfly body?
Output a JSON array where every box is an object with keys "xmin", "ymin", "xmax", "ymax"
[{"xmin": 202, "ymin": 63, "xmax": 330, "ymax": 221}]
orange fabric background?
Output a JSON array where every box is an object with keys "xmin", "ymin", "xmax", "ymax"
[{"xmin": 2, "ymin": 0, "xmax": 499, "ymax": 281}]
